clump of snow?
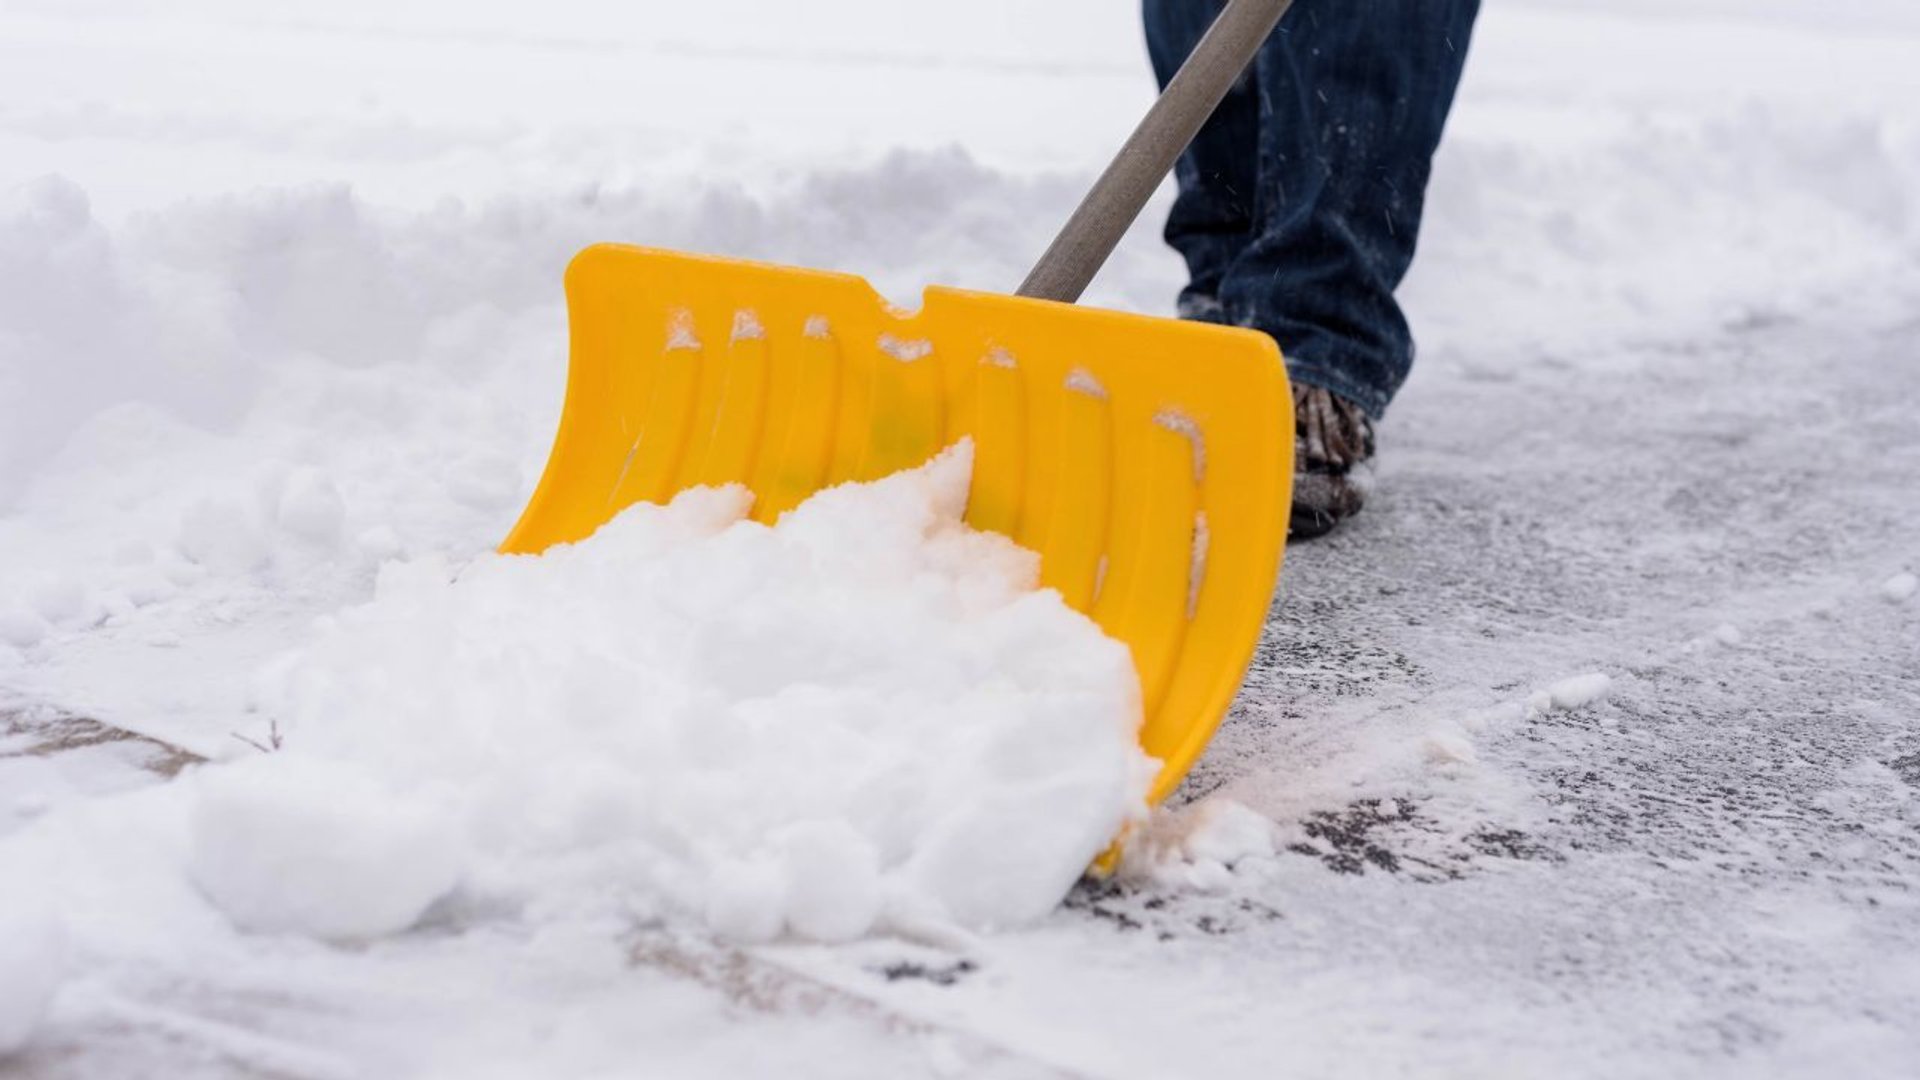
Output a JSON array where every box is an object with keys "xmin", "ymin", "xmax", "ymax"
[
  {"xmin": 0, "ymin": 608, "xmax": 45, "ymax": 649},
  {"xmin": 1681, "ymin": 622, "xmax": 1746, "ymax": 654},
  {"xmin": 1527, "ymin": 672, "xmax": 1613, "ymax": 714},
  {"xmin": 1151, "ymin": 408, "xmax": 1207, "ymax": 484},
  {"xmin": 176, "ymin": 497, "xmax": 271, "ymax": 574},
  {"xmin": 772, "ymin": 820, "xmax": 885, "ymax": 943},
  {"xmin": 25, "ymin": 577, "xmax": 88, "ymax": 627},
  {"xmin": 1186, "ymin": 511, "xmax": 1209, "ymax": 619},
  {"xmin": 224, "ymin": 443, "xmax": 1150, "ymax": 942},
  {"xmin": 1550, "ymin": 672, "xmax": 1614, "ymax": 709},
  {"xmin": 1882, "ymin": 572, "xmax": 1917, "ymax": 602},
  {"xmin": 273, "ymin": 469, "xmax": 347, "ymax": 548},
  {"xmin": 1178, "ymin": 800, "xmax": 1276, "ymax": 867},
  {"xmin": 0, "ymin": 890, "xmax": 66, "ymax": 1057},
  {"xmin": 1126, "ymin": 798, "xmax": 1276, "ymax": 892},
  {"xmin": 1063, "ymin": 367, "xmax": 1108, "ymax": 399},
  {"xmin": 188, "ymin": 755, "xmax": 466, "ymax": 942},
  {"xmin": 664, "ymin": 310, "xmax": 701, "ymax": 352},
  {"xmin": 1424, "ymin": 722, "xmax": 1480, "ymax": 765},
  {"xmin": 878, "ymin": 334, "xmax": 933, "ymax": 362}
]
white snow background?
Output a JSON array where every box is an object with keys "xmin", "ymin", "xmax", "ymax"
[{"xmin": 2, "ymin": 0, "xmax": 1919, "ymax": 1076}]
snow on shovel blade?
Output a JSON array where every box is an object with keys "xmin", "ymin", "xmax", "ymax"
[{"xmin": 502, "ymin": 243, "xmax": 1293, "ymax": 805}]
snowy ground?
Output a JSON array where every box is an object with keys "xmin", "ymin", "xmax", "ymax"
[{"xmin": 3, "ymin": 0, "xmax": 1919, "ymax": 1076}]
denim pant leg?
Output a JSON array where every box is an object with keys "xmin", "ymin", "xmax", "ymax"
[
  {"xmin": 1144, "ymin": 0, "xmax": 1260, "ymax": 323},
  {"xmin": 1146, "ymin": 0, "xmax": 1479, "ymax": 419}
]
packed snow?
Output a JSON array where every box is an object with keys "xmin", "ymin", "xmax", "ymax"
[{"xmin": 1, "ymin": 0, "xmax": 1918, "ymax": 1076}]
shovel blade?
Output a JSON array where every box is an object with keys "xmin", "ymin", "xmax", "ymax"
[{"xmin": 503, "ymin": 245, "xmax": 1292, "ymax": 804}]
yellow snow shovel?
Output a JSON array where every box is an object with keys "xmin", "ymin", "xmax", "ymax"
[{"xmin": 502, "ymin": 0, "xmax": 1295, "ymax": 807}]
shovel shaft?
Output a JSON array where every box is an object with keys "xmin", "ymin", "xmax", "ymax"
[{"xmin": 1018, "ymin": 0, "xmax": 1293, "ymax": 304}]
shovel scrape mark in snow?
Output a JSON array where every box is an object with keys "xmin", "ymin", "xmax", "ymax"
[
  {"xmin": 878, "ymin": 334, "xmax": 933, "ymax": 362},
  {"xmin": 666, "ymin": 309, "xmax": 702, "ymax": 351}
]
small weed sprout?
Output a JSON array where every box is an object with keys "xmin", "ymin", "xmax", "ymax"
[{"xmin": 230, "ymin": 718, "xmax": 283, "ymax": 754}]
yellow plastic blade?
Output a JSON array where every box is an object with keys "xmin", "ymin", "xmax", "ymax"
[{"xmin": 502, "ymin": 245, "xmax": 1292, "ymax": 805}]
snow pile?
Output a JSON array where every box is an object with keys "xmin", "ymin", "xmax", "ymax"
[{"xmin": 198, "ymin": 443, "xmax": 1151, "ymax": 943}]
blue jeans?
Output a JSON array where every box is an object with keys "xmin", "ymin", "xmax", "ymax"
[{"xmin": 1145, "ymin": 0, "xmax": 1479, "ymax": 419}]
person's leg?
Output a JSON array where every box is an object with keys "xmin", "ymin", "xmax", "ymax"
[
  {"xmin": 1143, "ymin": 0, "xmax": 1261, "ymax": 322},
  {"xmin": 1223, "ymin": 0, "xmax": 1479, "ymax": 420}
]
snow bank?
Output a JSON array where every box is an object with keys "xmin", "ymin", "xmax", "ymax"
[
  {"xmin": 4, "ymin": 96, "xmax": 1916, "ymax": 661},
  {"xmin": 202, "ymin": 443, "xmax": 1152, "ymax": 942},
  {"xmin": 0, "ymin": 176, "xmax": 251, "ymax": 506}
]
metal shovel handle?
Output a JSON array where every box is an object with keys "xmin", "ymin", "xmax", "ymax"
[{"xmin": 1017, "ymin": 0, "xmax": 1293, "ymax": 304}]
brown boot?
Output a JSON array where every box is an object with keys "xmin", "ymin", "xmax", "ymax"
[{"xmin": 1290, "ymin": 384, "xmax": 1375, "ymax": 540}]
